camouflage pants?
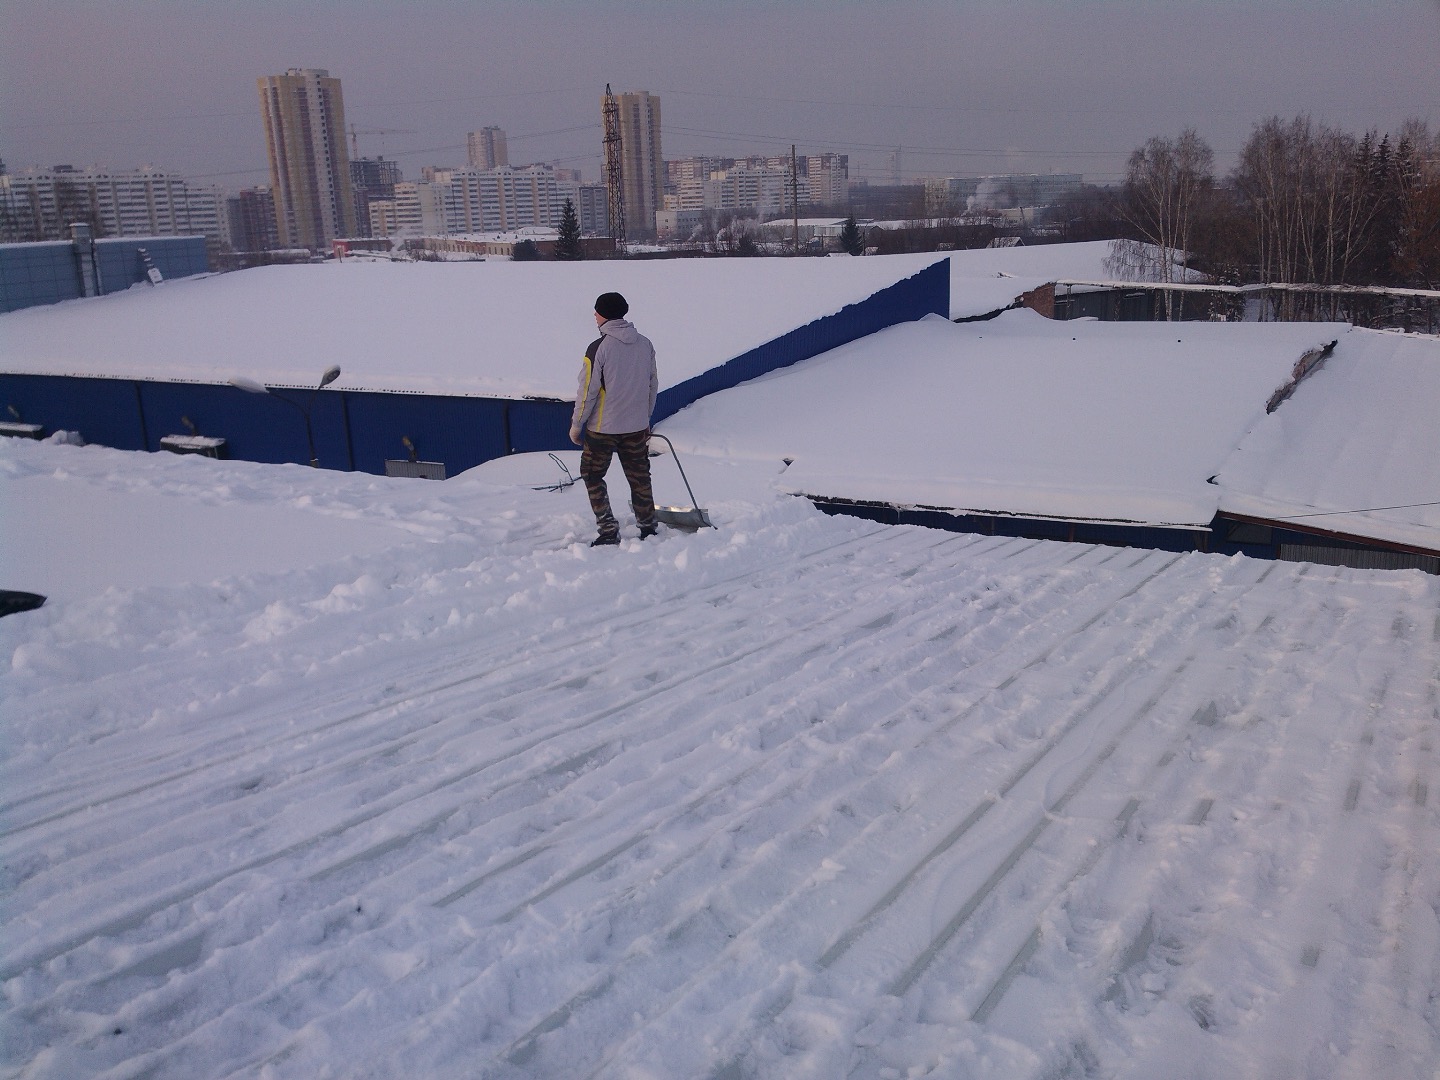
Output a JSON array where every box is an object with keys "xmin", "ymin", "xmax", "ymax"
[{"xmin": 580, "ymin": 429, "xmax": 656, "ymax": 537}]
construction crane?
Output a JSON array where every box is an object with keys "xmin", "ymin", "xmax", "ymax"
[{"xmin": 348, "ymin": 125, "xmax": 415, "ymax": 160}]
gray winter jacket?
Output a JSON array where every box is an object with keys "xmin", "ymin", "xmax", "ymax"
[{"xmin": 571, "ymin": 318, "xmax": 658, "ymax": 436}]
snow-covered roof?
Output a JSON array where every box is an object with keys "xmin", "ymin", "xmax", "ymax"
[
  {"xmin": 0, "ymin": 254, "xmax": 950, "ymax": 398},
  {"xmin": 2, "ymin": 432, "xmax": 1437, "ymax": 1080},
  {"xmin": 1214, "ymin": 328, "xmax": 1440, "ymax": 552},
  {"xmin": 659, "ymin": 309, "xmax": 1361, "ymax": 531},
  {"xmin": 440, "ymin": 227, "xmax": 560, "ymax": 242},
  {"xmin": 943, "ymin": 240, "xmax": 1115, "ymax": 318},
  {"xmin": 0, "ymin": 242, "xmax": 1124, "ymax": 396}
]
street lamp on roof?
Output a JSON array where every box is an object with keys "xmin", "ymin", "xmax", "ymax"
[{"xmin": 229, "ymin": 366, "xmax": 342, "ymax": 468}]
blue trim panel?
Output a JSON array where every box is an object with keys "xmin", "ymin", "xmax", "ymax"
[{"xmin": 653, "ymin": 258, "xmax": 950, "ymax": 422}]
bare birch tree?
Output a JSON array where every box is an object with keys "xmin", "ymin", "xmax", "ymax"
[
  {"xmin": 1105, "ymin": 129, "xmax": 1213, "ymax": 318},
  {"xmin": 1393, "ymin": 119, "xmax": 1440, "ymax": 289}
]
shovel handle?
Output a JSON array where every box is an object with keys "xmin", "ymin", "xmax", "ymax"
[{"xmin": 647, "ymin": 432, "xmax": 702, "ymax": 511}]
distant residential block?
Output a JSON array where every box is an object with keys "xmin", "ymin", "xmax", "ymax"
[
  {"xmin": 369, "ymin": 165, "xmax": 588, "ymax": 239},
  {"xmin": 0, "ymin": 166, "xmax": 223, "ymax": 243}
]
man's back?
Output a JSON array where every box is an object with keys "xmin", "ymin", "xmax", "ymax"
[{"xmin": 576, "ymin": 318, "xmax": 657, "ymax": 436}]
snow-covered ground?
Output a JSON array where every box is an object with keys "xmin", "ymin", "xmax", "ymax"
[{"xmin": 3, "ymin": 436, "xmax": 1438, "ymax": 1079}]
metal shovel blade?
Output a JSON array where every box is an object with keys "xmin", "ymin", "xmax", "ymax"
[
  {"xmin": 654, "ymin": 505, "xmax": 713, "ymax": 531},
  {"xmin": 648, "ymin": 432, "xmax": 713, "ymax": 530}
]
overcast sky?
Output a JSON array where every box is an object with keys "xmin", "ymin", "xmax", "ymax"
[{"xmin": 2, "ymin": 0, "xmax": 1436, "ymax": 191}]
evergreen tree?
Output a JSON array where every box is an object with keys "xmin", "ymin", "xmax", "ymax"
[
  {"xmin": 839, "ymin": 214, "xmax": 863, "ymax": 255},
  {"xmin": 512, "ymin": 239, "xmax": 541, "ymax": 262},
  {"xmin": 555, "ymin": 198, "xmax": 583, "ymax": 261}
]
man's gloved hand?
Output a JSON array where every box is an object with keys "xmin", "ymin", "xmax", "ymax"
[{"xmin": 569, "ymin": 426, "xmax": 582, "ymax": 446}]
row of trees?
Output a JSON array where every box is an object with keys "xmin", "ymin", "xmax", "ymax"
[{"xmin": 1110, "ymin": 116, "xmax": 1440, "ymax": 293}]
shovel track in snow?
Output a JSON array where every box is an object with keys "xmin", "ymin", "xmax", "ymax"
[{"xmin": 5, "ymin": 534, "xmax": 1439, "ymax": 1080}]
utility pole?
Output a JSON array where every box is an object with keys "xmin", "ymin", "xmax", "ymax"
[
  {"xmin": 790, "ymin": 144, "xmax": 800, "ymax": 255},
  {"xmin": 602, "ymin": 84, "xmax": 626, "ymax": 255}
]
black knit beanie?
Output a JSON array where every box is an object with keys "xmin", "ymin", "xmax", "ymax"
[{"xmin": 594, "ymin": 292, "xmax": 629, "ymax": 321}]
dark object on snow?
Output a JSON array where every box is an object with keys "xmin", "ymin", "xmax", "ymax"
[
  {"xmin": 533, "ymin": 453, "xmax": 578, "ymax": 492},
  {"xmin": 0, "ymin": 591, "xmax": 46, "ymax": 617},
  {"xmin": 648, "ymin": 433, "xmax": 713, "ymax": 530}
]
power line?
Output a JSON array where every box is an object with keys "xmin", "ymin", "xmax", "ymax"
[
  {"xmin": 663, "ymin": 123, "xmax": 1156, "ymax": 159},
  {"xmin": 1275, "ymin": 501, "xmax": 1440, "ymax": 521},
  {"xmin": 0, "ymin": 86, "xmax": 593, "ymax": 133}
]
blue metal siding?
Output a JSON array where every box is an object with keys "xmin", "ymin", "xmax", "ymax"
[
  {"xmin": 0, "ymin": 373, "xmax": 143, "ymax": 447},
  {"xmin": 95, "ymin": 237, "xmax": 210, "ymax": 292},
  {"xmin": 654, "ymin": 258, "xmax": 949, "ymax": 421},
  {"xmin": 342, "ymin": 392, "xmax": 509, "ymax": 476},
  {"xmin": 0, "ymin": 243, "xmax": 83, "ymax": 312},
  {"xmin": 0, "ymin": 237, "xmax": 209, "ymax": 313},
  {"xmin": 134, "ymin": 380, "xmax": 301, "ymax": 461},
  {"xmin": 507, "ymin": 399, "xmax": 573, "ymax": 455}
]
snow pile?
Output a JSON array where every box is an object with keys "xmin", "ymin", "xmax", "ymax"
[
  {"xmin": 1214, "ymin": 328, "xmax": 1440, "ymax": 552},
  {"xmin": 2, "ymin": 437, "xmax": 1438, "ymax": 1080},
  {"xmin": 660, "ymin": 309, "xmax": 1351, "ymax": 529}
]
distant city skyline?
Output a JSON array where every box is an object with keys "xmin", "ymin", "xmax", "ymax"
[{"xmin": 1, "ymin": 1, "xmax": 1435, "ymax": 192}]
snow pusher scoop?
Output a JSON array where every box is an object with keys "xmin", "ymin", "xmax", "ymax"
[{"xmin": 648, "ymin": 433, "xmax": 713, "ymax": 530}]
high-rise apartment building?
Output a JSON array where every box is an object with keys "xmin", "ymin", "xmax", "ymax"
[
  {"xmin": 225, "ymin": 187, "xmax": 279, "ymax": 252},
  {"xmin": 558, "ymin": 180, "xmax": 610, "ymax": 237},
  {"xmin": 605, "ymin": 90, "xmax": 662, "ymax": 240},
  {"xmin": 350, "ymin": 157, "xmax": 401, "ymax": 238},
  {"xmin": 467, "ymin": 127, "xmax": 508, "ymax": 170},
  {"xmin": 258, "ymin": 68, "xmax": 355, "ymax": 249},
  {"xmin": 805, "ymin": 154, "xmax": 850, "ymax": 205}
]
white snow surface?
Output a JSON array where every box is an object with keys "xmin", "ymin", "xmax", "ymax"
[
  {"xmin": 0, "ymin": 255, "xmax": 944, "ymax": 398},
  {"xmin": 0, "ymin": 243, "xmax": 1119, "ymax": 397},
  {"xmin": 660, "ymin": 310, "xmax": 1353, "ymax": 529},
  {"xmin": 1214, "ymin": 328, "xmax": 1440, "ymax": 552},
  {"xmin": 3, "ymin": 437, "xmax": 1438, "ymax": 1080}
]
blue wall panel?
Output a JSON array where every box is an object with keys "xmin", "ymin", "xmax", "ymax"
[
  {"xmin": 1, "ymin": 237, "xmax": 208, "ymax": 313},
  {"xmin": 0, "ymin": 243, "xmax": 83, "ymax": 312},
  {"xmin": 0, "ymin": 373, "xmax": 144, "ymax": 448},
  {"xmin": 133, "ymin": 380, "xmax": 326, "ymax": 466},
  {"xmin": 96, "ymin": 237, "xmax": 210, "ymax": 293},
  {"xmin": 507, "ymin": 399, "xmax": 572, "ymax": 455},
  {"xmin": 341, "ymin": 392, "xmax": 509, "ymax": 476}
]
